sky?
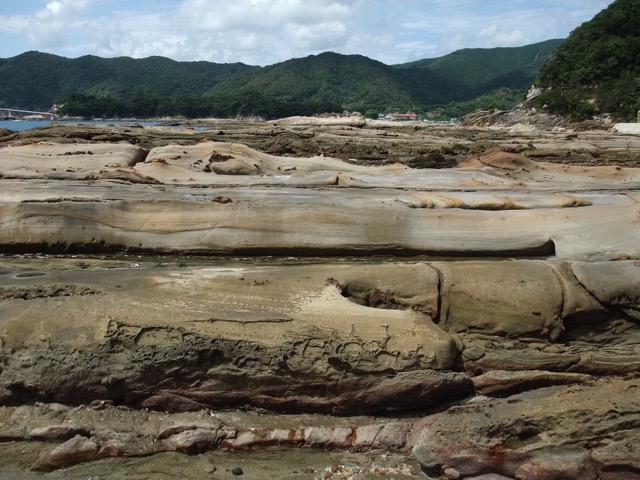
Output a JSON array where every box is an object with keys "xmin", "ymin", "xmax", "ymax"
[{"xmin": 0, "ymin": 0, "xmax": 614, "ymax": 66}]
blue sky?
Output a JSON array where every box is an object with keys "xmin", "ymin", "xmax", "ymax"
[{"xmin": 0, "ymin": 0, "xmax": 614, "ymax": 65}]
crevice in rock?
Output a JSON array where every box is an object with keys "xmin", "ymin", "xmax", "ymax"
[
  {"xmin": 129, "ymin": 147, "xmax": 149, "ymax": 166},
  {"xmin": 430, "ymin": 264, "xmax": 445, "ymax": 325},
  {"xmin": 570, "ymin": 266, "xmax": 640, "ymax": 326},
  {"xmin": 330, "ymin": 278, "xmax": 400, "ymax": 310}
]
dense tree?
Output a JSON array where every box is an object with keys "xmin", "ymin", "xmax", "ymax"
[
  {"xmin": 2, "ymin": 42, "xmax": 561, "ymax": 118},
  {"xmin": 439, "ymin": 88, "xmax": 526, "ymax": 120},
  {"xmin": 535, "ymin": 0, "xmax": 640, "ymax": 120}
]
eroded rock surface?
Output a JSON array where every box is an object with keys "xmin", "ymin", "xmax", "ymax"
[
  {"xmin": 0, "ymin": 119, "xmax": 639, "ymax": 479},
  {"xmin": 0, "ymin": 261, "xmax": 467, "ymax": 412},
  {"xmin": 1, "ymin": 142, "xmax": 639, "ymax": 260},
  {"xmin": 412, "ymin": 378, "xmax": 640, "ymax": 480}
]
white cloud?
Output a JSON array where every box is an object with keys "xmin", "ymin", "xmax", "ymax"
[
  {"xmin": 0, "ymin": 0, "xmax": 616, "ymax": 64},
  {"xmin": 46, "ymin": 1, "xmax": 63, "ymax": 16},
  {"xmin": 21, "ymin": 0, "xmax": 93, "ymax": 51},
  {"xmin": 0, "ymin": 16, "xmax": 30, "ymax": 34},
  {"xmin": 478, "ymin": 24, "xmax": 528, "ymax": 48},
  {"xmin": 286, "ymin": 21, "xmax": 348, "ymax": 50},
  {"xmin": 398, "ymin": 0, "xmax": 612, "ymax": 57},
  {"xmin": 438, "ymin": 33, "xmax": 467, "ymax": 56},
  {"xmin": 166, "ymin": 0, "xmax": 356, "ymax": 64},
  {"xmin": 177, "ymin": 0, "xmax": 352, "ymax": 33},
  {"xmin": 40, "ymin": 0, "xmax": 89, "ymax": 18}
]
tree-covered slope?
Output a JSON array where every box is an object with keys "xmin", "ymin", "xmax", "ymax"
[
  {"xmin": 0, "ymin": 40, "xmax": 563, "ymax": 117},
  {"xmin": 398, "ymin": 39, "xmax": 563, "ymax": 90},
  {"xmin": 205, "ymin": 52, "xmax": 468, "ymax": 111},
  {"xmin": 0, "ymin": 51, "xmax": 257, "ymax": 110},
  {"xmin": 535, "ymin": 0, "xmax": 640, "ymax": 119}
]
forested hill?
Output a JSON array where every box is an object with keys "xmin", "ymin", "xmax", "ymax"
[
  {"xmin": 0, "ymin": 52, "xmax": 257, "ymax": 112},
  {"xmin": 398, "ymin": 39, "xmax": 562, "ymax": 91},
  {"xmin": 0, "ymin": 39, "xmax": 562, "ymax": 118},
  {"xmin": 205, "ymin": 51, "xmax": 467, "ymax": 112},
  {"xmin": 534, "ymin": 0, "xmax": 640, "ymax": 120}
]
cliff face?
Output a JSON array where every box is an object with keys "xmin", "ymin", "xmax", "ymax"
[{"xmin": 0, "ymin": 120, "xmax": 639, "ymax": 479}]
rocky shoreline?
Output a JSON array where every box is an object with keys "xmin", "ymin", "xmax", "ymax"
[{"xmin": 0, "ymin": 117, "xmax": 639, "ymax": 479}]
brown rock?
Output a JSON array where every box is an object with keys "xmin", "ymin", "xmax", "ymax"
[
  {"xmin": 443, "ymin": 466, "xmax": 462, "ymax": 479},
  {"xmin": 373, "ymin": 422, "xmax": 411, "ymax": 449},
  {"xmin": 27, "ymin": 425, "xmax": 91, "ymax": 441},
  {"xmin": 514, "ymin": 451, "xmax": 598, "ymax": 480},
  {"xmin": 466, "ymin": 475, "xmax": 515, "ymax": 480},
  {"xmin": 353, "ymin": 424, "xmax": 383, "ymax": 449},
  {"xmin": 572, "ymin": 261, "xmax": 640, "ymax": 321},
  {"xmin": 412, "ymin": 378, "xmax": 640, "ymax": 478},
  {"xmin": 472, "ymin": 370, "xmax": 593, "ymax": 396},
  {"xmin": 436, "ymin": 260, "xmax": 565, "ymax": 339},
  {"xmin": 157, "ymin": 428, "xmax": 226, "ymax": 454},
  {"xmin": 35, "ymin": 435, "xmax": 98, "ymax": 471},
  {"xmin": 1, "ymin": 122, "xmax": 640, "ymax": 479},
  {"xmin": 94, "ymin": 431, "xmax": 154, "ymax": 459}
]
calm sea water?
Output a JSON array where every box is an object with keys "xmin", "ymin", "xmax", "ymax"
[{"xmin": 0, "ymin": 119, "xmax": 162, "ymax": 132}]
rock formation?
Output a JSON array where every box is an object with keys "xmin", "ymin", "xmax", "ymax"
[{"xmin": 0, "ymin": 119, "xmax": 638, "ymax": 479}]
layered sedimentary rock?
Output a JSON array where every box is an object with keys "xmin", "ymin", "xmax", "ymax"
[
  {"xmin": 1, "ymin": 141, "xmax": 639, "ymax": 260},
  {"xmin": 0, "ymin": 121, "xmax": 639, "ymax": 479},
  {"xmin": 1, "ymin": 256, "xmax": 639, "ymax": 476},
  {"xmin": 0, "ymin": 262, "xmax": 467, "ymax": 413},
  {"xmin": 412, "ymin": 377, "xmax": 640, "ymax": 480},
  {"xmin": 1, "ymin": 257, "xmax": 637, "ymax": 408}
]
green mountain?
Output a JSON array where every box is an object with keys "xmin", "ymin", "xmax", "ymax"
[
  {"xmin": 399, "ymin": 39, "xmax": 563, "ymax": 92},
  {"xmin": 0, "ymin": 40, "xmax": 562, "ymax": 118},
  {"xmin": 206, "ymin": 41, "xmax": 562, "ymax": 112},
  {"xmin": 0, "ymin": 51, "xmax": 257, "ymax": 111},
  {"xmin": 535, "ymin": 0, "xmax": 640, "ymax": 119},
  {"xmin": 204, "ymin": 51, "xmax": 468, "ymax": 112}
]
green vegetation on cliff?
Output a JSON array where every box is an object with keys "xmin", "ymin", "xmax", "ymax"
[{"xmin": 535, "ymin": 0, "xmax": 640, "ymax": 120}]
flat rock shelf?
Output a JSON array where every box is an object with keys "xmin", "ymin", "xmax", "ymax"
[{"xmin": 0, "ymin": 118, "xmax": 639, "ymax": 480}]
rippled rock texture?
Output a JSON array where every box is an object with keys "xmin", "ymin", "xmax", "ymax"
[{"xmin": 0, "ymin": 119, "xmax": 639, "ymax": 479}]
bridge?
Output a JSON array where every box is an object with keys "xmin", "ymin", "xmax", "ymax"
[{"xmin": 0, "ymin": 108, "xmax": 59, "ymax": 119}]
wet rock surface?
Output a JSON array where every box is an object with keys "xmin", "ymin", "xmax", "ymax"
[{"xmin": 0, "ymin": 117, "xmax": 639, "ymax": 479}]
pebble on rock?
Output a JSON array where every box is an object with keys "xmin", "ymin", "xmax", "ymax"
[{"xmin": 444, "ymin": 466, "xmax": 462, "ymax": 479}]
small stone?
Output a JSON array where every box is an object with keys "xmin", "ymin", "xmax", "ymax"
[
  {"xmin": 544, "ymin": 345, "xmax": 565, "ymax": 354},
  {"xmin": 331, "ymin": 464, "xmax": 339, "ymax": 472},
  {"xmin": 462, "ymin": 347, "xmax": 485, "ymax": 361},
  {"xmin": 36, "ymin": 435, "xmax": 99, "ymax": 471},
  {"xmin": 443, "ymin": 466, "xmax": 461, "ymax": 479},
  {"xmin": 231, "ymin": 467, "xmax": 243, "ymax": 476}
]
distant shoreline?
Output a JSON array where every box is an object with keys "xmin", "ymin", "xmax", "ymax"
[{"xmin": 0, "ymin": 118, "xmax": 164, "ymax": 132}]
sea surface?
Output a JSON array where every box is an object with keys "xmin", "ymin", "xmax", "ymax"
[{"xmin": 0, "ymin": 119, "xmax": 162, "ymax": 132}]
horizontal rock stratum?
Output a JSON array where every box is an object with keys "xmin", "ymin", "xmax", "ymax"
[
  {"xmin": 0, "ymin": 258, "xmax": 638, "ymax": 410},
  {"xmin": 0, "ymin": 121, "xmax": 639, "ymax": 479},
  {"xmin": 1, "ymin": 141, "xmax": 639, "ymax": 260}
]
